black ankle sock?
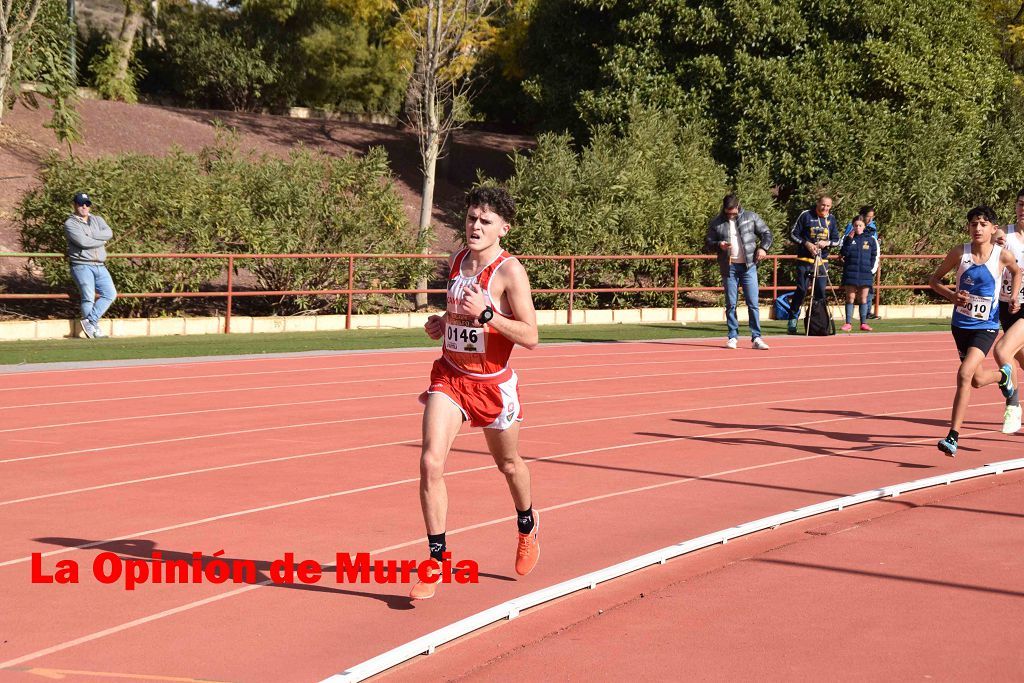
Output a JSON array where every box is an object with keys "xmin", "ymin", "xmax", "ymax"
[
  {"xmin": 427, "ymin": 532, "xmax": 446, "ymax": 562},
  {"xmin": 946, "ymin": 429, "xmax": 959, "ymax": 443},
  {"xmin": 516, "ymin": 507, "xmax": 534, "ymax": 534},
  {"xmin": 1010, "ymin": 388, "xmax": 1020, "ymax": 407}
]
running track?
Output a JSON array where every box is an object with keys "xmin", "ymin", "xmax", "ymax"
[{"xmin": 0, "ymin": 332, "xmax": 1020, "ymax": 681}]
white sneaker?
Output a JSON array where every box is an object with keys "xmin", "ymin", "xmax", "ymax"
[
  {"xmin": 725, "ymin": 337, "xmax": 738, "ymax": 349},
  {"xmin": 1002, "ymin": 404, "xmax": 1022, "ymax": 434},
  {"xmin": 752, "ymin": 337, "xmax": 770, "ymax": 350}
]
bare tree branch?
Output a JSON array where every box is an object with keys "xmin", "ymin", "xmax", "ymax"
[
  {"xmin": 1013, "ymin": 1, "xmax": 1024, "ymax": 26},
  {"xmin": 9, "ymin": 0, "xmax": 43, "ymax": 42}
]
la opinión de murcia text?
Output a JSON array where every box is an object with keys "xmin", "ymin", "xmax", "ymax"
[{"xmin": 31, "ymin": 551, "xmax": 478, "ymax": 590}]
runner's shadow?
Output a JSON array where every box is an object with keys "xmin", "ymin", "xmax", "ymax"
[
  {"xmin": 754, "ymin": 558, "xmax": 1024, "ymax": 598},
  {"xmin": 402, "ymin": 443, "xmax": 493, "ymax": 457},
  {"xmin": 771, "ymin": 407, "xmax": 993, "ymax": 430},
  {"xmin": 32, "ymin": 538, "xmax": 424, "ymax": 610},
  {"xmin": 633, "ymin": 432, "xmax": 935, "ymax": 467},
  {"xmin": 667, "ymin": 416, "xmax": 926, "ymax": 445}
]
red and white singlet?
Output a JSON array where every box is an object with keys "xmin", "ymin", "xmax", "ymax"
[{"xmin": 441, "ymin": 248, "xmax": 518, "ymax": 377}]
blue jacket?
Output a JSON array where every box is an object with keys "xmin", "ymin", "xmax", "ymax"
[
  {"xmin": 840, "ymin": 232, "xmax": 879, "ymax": 281},
  {"xmin": 789, "ymin": 209, "xmax": 840, "ymax": 264}
]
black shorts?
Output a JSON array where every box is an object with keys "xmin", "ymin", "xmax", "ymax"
[
  {"xmin": 951, "ymin": 326, "xmax": 998, "ymax": 362},
  {"xmin": 998, "ymin": 301, "xmax": 1024, "ymax": 332}
]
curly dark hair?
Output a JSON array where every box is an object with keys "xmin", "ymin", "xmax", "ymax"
[
  {"xmin": 466, "ymin": 185, "xmax": 516, "ymax": 223},
  {"xmin": 966, "ymin": 205, "xmax": 997, "ymax": 223}
]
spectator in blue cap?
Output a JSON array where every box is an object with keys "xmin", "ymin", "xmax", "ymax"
[{"xmin": 64, "ymin": 192, "xmax": 116, "ymax": 338}]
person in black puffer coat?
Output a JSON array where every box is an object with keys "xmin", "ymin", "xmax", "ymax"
[{"xmin": 840, "ymin": 215, "xmax": 879, "ymax": 331}]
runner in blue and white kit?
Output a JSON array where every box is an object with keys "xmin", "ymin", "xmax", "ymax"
[{"xmin": 929, "ymin": 206, "xmax": 1021, "ymax": 456}]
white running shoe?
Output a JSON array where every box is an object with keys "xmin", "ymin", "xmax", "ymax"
[
  {"xmin": 1002, "ymin": 404, "xmax": 1022, "ymax": 434},
  {"xmin": 752, "ymin": 337, "xmax": 770, "ymax": 350},
  {"xmin": 725, "ymin": 337, "xmax": 738, "ymax": 349}
]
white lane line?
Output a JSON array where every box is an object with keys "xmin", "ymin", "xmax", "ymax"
[
  {"xmin": 0, "ymin": 421, "xmax": 992, "ymax": 672},
  {"xmin": 328, "ymin": 457, "xmax": 1024, "ymax": 682},
  {"xmin": 0, "ymin": 337, "xmax": 949, "ymax": 392},
  {"xmin": 0, "ymin": 394, "xmax": 985, "ymax": 568},
  {"xmin": 0, "ymin": 331, "xmax": 948, "ymax": 379},
  {"xmin": 0, "ymin": 341, "xmax": 949, "ymax": 410},
  {"xmin": 0, "ymin": 381, "xmax": 954, "ymax": 507},
  {"xmin": 0, "ymin": 355, "xmax": 946, "ymax": 433},
  {"xmin": 0, "ymin": 368, "xmax": 948, "ymax": 464}
]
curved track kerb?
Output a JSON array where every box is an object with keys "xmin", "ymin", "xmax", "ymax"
[{"xmin": 326, "ymin": 458, "xmax": 1024, "ymax": 683}]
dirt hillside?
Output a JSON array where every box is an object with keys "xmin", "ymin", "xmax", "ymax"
[{"xmin": 0, "ymin": 97, "xmax": 534, "ymax": 255}]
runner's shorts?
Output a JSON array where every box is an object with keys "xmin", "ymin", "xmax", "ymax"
[
  {"xmin": 998, "ymin": 301, "xmax": 1024, "ymax": 332},
  {"xmin": 419, "ymin": 359, "xmax": 523, "ymax": 430},
  {"xmin": 951, "ymin": 325, "xmax": 997, "ymax": 362}
]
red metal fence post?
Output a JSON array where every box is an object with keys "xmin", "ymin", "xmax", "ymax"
[
  {"xmin": 347, "ymin": 256, "xmax": 354, "ymax": 330},
  {"xmin": 772, "ymin": 256, "xmax": 779, "ymax": 301},
  {"xmin": 225, "ymin": 255, "xmax": 234, "ymax": 334},
  {"xmin": 672, "ymin": 256, "xmax": 679, "ymax": 322},
  {"xmin": 567, "ymin": 257, "xmax": 575, "ymax": 325}
]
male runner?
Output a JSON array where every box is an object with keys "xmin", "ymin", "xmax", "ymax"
[
  {"xmin": 993, "ymin": 188, "xmax": 1024, "ymax": 433},
  {"xmin": 995, "ymin": 224, "xmax": 1024, "ymax": 433},
  {"xmin": 929, "ymin": 206, "xmax": 1021, "ymax": 456},
  {"xmin": 411, "ymin": 185, "xmax": 540, "ymax": 600}
]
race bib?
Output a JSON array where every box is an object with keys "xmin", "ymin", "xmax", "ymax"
[
  {"xmin": 957, "ymin": 294, "xmax": 993, "ymax": 320},
  {"xmin": 1000, "ymin": 276, "xmax": 1024, "ymax": 303},
  {"xmin": 444, "ymin": 323, "xmax": 486, "ymax": 354}
]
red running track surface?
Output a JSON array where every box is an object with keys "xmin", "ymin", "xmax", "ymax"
[
  {"xmin": 0, "ymin": 332, "xmax": 1019, "ymax": 681},
  {"xmin": 393, "ymin": 469, "xmax": 1024, "ymax": 681}
]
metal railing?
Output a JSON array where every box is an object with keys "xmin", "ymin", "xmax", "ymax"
[{"xmin": 0, "ymin": 252, "xmax": 943, "ymax": 333}]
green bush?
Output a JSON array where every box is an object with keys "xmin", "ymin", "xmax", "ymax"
[
  {"xmin": 499, "ymin": 107, "xmax": 734, "ymax": 309},
  {"xmin": 17, "ymin": 137, "xmax": 430, "ymax": 317},
  {"xmin": 89, "ymin": 38, "xmax": 145, "ymax": 104},
  {"xmin": 139, "ymin": 4, "xmax": 279, "ymax": 111}
]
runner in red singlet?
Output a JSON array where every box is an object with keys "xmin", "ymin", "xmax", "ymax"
[{"xmin": 410, "ymin": 186, "xmax": 540, "ymax": 600}]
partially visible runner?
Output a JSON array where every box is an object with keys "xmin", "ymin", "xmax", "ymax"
[
  {"xmin": 929, "ymin": 206, "xmax": 1022, "ymax": 457},
  {"xmin": 995, "ymin": 222, "xmax": 1024, "ymax": 433},
  {"xmin": 411, "ymin": 185, "xmax": 540, "ymax": 600}
]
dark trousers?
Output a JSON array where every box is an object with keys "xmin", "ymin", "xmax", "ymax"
[{"xmin": 789, "ymin": 261, "xmax": 827, "ymax": 320}]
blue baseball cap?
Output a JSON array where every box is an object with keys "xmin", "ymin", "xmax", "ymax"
[{"xmin": 73, "ymin": 192, "xmax": 91, "ymax": 206}]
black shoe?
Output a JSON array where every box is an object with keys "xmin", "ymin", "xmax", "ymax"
[{"xmin": 867, "ymin": 313, "xmax": 881, "ymax": 320}]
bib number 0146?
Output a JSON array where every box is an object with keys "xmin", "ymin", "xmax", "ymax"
[{"xmin": 445, "ymin": 324, "xmax": 485, "ymax": 353}]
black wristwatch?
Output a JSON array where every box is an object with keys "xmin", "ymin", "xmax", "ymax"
[{"xmin": 478, "ymin": 306, "xmax": 494, "ymax": 325}]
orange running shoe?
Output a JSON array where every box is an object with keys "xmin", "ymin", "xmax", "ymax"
[
  {"xmin": 409, "ymin": 559, "xmax": 442, "ymax": 600},
  {"xmin": 515, "ymin": 510, "xmax": 540, "ymax": 576}
]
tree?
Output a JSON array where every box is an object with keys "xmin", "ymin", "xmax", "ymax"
[
  {"xmin": 401, "ymin": 0, "xmax": 494, "ymax": 307},
  {"xmin": 516, "ymin": 1, "xmax": 1024, "ymax": 232},
  {"xmin": 0, "ymin": 0, "xmax": 44, "ymax": 126},
  {"xmin": 91, "ymin": 0, "xmax": 145, "ymax": 102},
  {"xmin": 980, "ymin": 0, "xmax": 1024, "ymax": 77},
  {"xmin": 1, "ymin": 0, "xmax": 80, "ymax": 148},
  {"xmin": 235, "ymin": 0, "xmax": 406, "ymax": 113}
]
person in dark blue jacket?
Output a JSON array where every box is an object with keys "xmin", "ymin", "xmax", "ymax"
[
  {"xmin": 787, "ymin": 195, "xmax": 841, "ymax": 333},
  {"xmin": 840, "ymin": 215, "xmax": 879, "ymax": 331},
  {"xmin": 843, "ymin": 205, "xmax": 881, "ymax": 318}
]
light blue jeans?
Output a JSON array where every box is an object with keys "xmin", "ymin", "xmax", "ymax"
[
  {"xmin": 71, "ymin": 263, "xmax": 117, "ymax": 325},
  {"xmin": 725, "ymin": 262, "xmax": 762, "ymax": 340}
]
